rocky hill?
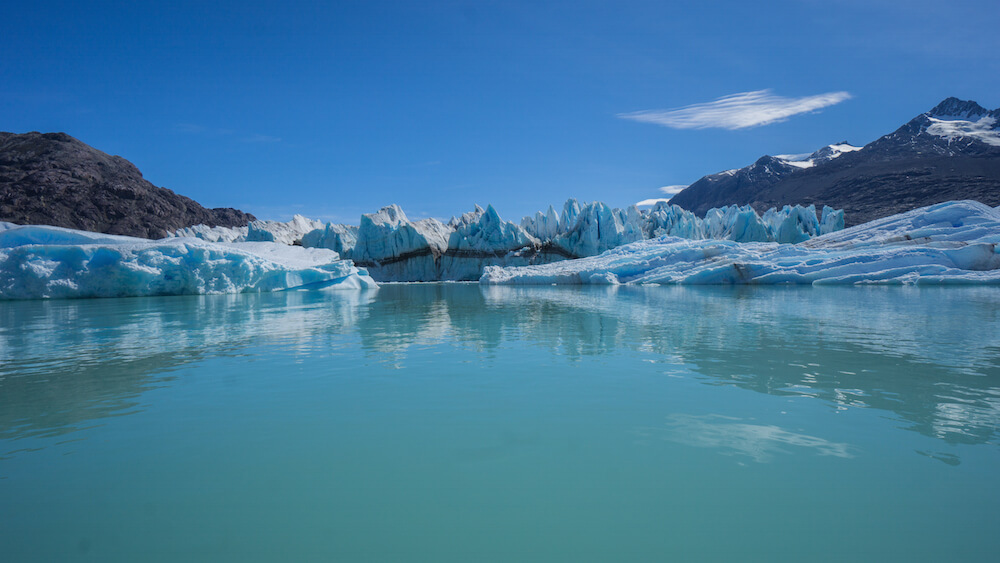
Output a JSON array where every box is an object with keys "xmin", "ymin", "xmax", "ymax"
[
  {"xmin": 0, "ymin": 132, "xmax": 255, "ymax": 238},
  {"xmin": 669, "ymin": 97, "xmax": 1000, "ymax": 225}
]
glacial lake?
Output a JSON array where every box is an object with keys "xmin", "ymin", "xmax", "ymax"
[{"xmin": 1, "ymin": 284, "xmax": 998, "ymax": 562}]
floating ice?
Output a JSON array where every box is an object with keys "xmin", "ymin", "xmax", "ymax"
[
  {"xmin": 481, "ymin": 201, "xmax": 1000, "ymax": 286},
  {"xmin": 300, "ymin": 222, "xmax": 359, "ymax": 256},
  {"xmin": 172, "ymin": 214, "xmax": 323, "ymax": 245},
  {"xmin": 172, "ymin": 223, "xmax": 247, "ymax": 243},
  {"xmin": 0, "ymin": 225, "xmax": 377, "ymax": 300},
  {"xmin": 246, "ymin": 215, "xmax": 325, "ymax": 245}
]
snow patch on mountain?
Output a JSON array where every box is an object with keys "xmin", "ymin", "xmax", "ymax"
[
  {"xmin": 776, "ymin": 143, "xmax": 863, "ymax": 169},
  {"xmin": 925, "ymin": 116, "xmax": 1000, "ymax": 147}
]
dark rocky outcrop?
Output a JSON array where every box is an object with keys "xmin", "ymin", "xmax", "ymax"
[
  {"xmin": 0, "ymin": 132, "xmax": 255, "ymax": 238},
  {"xmin": 669, "ymin": 97, "xmax": 1000, "ymax": 226}
]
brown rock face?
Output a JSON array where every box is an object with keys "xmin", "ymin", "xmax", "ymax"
[{"xmin": 0, "ymin": 132, "xmax": 256, "ymax": 238}]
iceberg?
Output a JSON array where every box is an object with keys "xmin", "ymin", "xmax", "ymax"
[
  {"xmin": 172, "ymin": 214, "xmax": 323, "ymax": 245},
  {"xmin": 245, "ymin": 215, "xmax": 325, "ymax": 245},
  {"xmin": 300, "ymin": 222, "xmax": 359, "ymax": 256},
  {"xmin": 171, "ymin": 223, "xmax": 247, "ymax": 243},
  {"xmin": 0, "ymin": 224, "xmax": 377, "ymax": 300},
  {"xmin": 480, "ymin": 201, "xmax": 1000, "ymax": 286}
]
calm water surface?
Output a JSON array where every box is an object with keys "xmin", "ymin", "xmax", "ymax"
[{"xmin": 1, "ymin": 284, "xmax": 998, "ymax": 561}]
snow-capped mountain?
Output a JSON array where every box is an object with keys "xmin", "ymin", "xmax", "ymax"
[
  {"xmin": 778, "ymin": 143, "xmax": 863, "ymax": 169},
  {"xmin": 669, "ymin": 143, "xmax": 863, "ymax": 217},
  {"xmin": 668, "ymin": 97, "xmax": 1000, "ymax": 225}
]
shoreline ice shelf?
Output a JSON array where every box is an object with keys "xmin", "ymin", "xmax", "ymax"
[
  {"xmin": 0, "ymin": 223, "xmax": 377, "ymax": 300},
  {"xmin": 173, "ymin": 199, "xmax": 845, "ymax": 282},
  {"xmin": 480, "ymin": 201, "xmax": 1000, "ymax": 286}
]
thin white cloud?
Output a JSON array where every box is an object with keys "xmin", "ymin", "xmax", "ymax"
[
  {"xmin": 242, "ymin": 133, "xmax": 282, "ymax": 143},
  {"xmin": 659, "ymin": 185, "xmax": 687, "ymax": 196},
  {"xmin": 636, "ymin": 198, "xmax": 671, "ymax": 207},
  {"xmin": 618, "ymin": 89, "xmax": 852, "ymax": 130},
  {"xmin": 637, "ymin": 185, "xmax": 689, "ymax": 207},
  {"xmin": 174, "ymin": 123, "xmax": 280, "ymax": 143}
]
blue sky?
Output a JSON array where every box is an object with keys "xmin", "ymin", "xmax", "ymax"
[{"xmin": 3, "ymin": 0, "xmax": 999, "ymax": 223}]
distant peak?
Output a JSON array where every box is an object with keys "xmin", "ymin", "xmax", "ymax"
[{"xmin": 928, "ymin": 97, "xmax": 990, "ymax": 120}]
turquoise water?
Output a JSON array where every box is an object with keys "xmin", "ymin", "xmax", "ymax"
[{"xmin": 1, "ymin": 284, "xmax": 998, "ymax": 562}]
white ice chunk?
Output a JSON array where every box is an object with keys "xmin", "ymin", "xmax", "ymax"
[
  {"xmin": 171, "ymin": 224, "xmax": 247, "ymax": 243},
  {"xmin": 481, "ymin": 201, "xmax": 1000, "ymax": 286},
  {"xmin": 301, "ymin": 223, "xmax": 359, "ymax": 255},
  {"xmin": 0, "ymin": 225, "xmax": 377, "ymax": 300},
  {"xmin": 246, "ymin": 214, "xmax": 325, "ymax": 245}
]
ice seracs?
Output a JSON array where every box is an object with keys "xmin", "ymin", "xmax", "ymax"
[
  {"xmin": 336, "ymin": 203, "xmax": 547, "ymax": 281},
  {"xmin": 0, "ymin": 224, "xmax": 377, "ymax": 300},
  {"xmin": 480, "ymin": 201, "xmax": 1000, "ymax": 286},
  {"xmin": 177, "ymin": 199, "xmax": 845, "ymax": 281}
]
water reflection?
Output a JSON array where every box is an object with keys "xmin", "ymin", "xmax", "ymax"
[
  {"xmin": 0, "ymin": 291, "xmax": 376, "ymax": 444},
  {"xmin": 1, "ymin": 284, "xmax": 998, "ymax": 450},
  {"xmin": 358, "ymin": 284, "xmax": 1000, "ymax": 447},
  {"xmin": 642, "ymin": 414, "xmax": 855, "ymax": 463}
]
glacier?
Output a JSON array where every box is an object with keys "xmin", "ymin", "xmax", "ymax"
[
  {"xmin": 283, "ymin": 199, "xmax": 843, "ymax": 281},
  {"xmin": 480, "ymin": 201, "xmax": 1000, "ymax": 286},
  {"xmin": 0, "ymin": 224, "xmax": 377, "ymax": 300}
]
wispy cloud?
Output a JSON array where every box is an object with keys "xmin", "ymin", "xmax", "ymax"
[
  {"xmin": 618, "ymin": 89, "xmax": 852, "ymax": 130},
  {"xmin": 659, "ymin": 184, "xmax": 687, "ymax": 196},
  {"xmin": 241, "ymin": 133, "xmax": 282, "ymax": 143},
  {"xmin": 636, "ymin": 185, "xmax": 689, "ymax": 207},
  {"xmin": 174, "ymin": 123, "xmax": 280, "ymax": 143},
  {"xmin": 636, "ymin": 198, "xmax": 671, "ymax": 207},
  {"xmin": 637, "ymin": 185, "xmax": 689, "ymax": 207}
]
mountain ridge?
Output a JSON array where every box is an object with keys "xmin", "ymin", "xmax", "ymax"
[
  {"xmin": 0, "ymin": 131, "xmax": 255, "ymax": 238},
  {"xmin": 668, "ymin": 97, "xmax": 1000, "ymax": 225}
]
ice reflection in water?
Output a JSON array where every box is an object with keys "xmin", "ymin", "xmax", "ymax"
[
  {"xmin": 1, "ymin": 284, "xmax": 998, "ymax": 449},
  {"xmin": 651, "ymin": 414, "xmax": 854, "ymax": 463},
  {"xmin": 1, "ymin": 284, "xmax": 998, "ymax": 562},
  {"xmin": 0, "ymin": 290, "xmax": 376, "ymax": 443}
]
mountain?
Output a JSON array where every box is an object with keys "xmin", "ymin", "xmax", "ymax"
[
  {"xmin": 0, "ymin": 132, "xmax": 255, "ymax": 238},
  {"xmin": 668, "ymin": 97, "xmax": 1000, "ymax": 225}
]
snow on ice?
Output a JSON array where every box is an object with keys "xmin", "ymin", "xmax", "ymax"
[
  {"xmin": 0, "ymin": 225, "xmax": 377, "ymax": 299},
  {"xmin": 274, "ymin": 199, "xmax": 845, "ymax": 281},
  {"xmin": 480, "ymin": 201, "xmax": 1000, "ymax": 286}
]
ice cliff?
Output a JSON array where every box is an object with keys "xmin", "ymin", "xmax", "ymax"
[
  {"xmin": 480, "ymin": 201, "xmax": 1000, "ymax": 286},
  {"xmin": 263, "ymin": 200, "xmax": 843, "ymax": 281},
  {"xmin": 0, "ymin": 224, "xmax": 377, "ymax": 299}
]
